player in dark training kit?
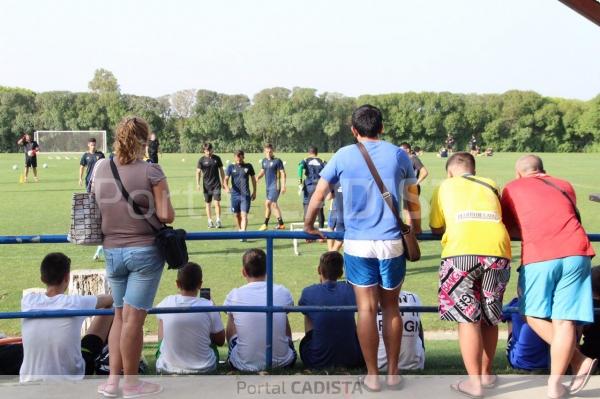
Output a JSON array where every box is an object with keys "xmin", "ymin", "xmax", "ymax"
[
  {"xmin": 17, "ymin": 133, "xmax": 40, "ymax": 182},
  {"xmin": 196, "ymin": 143, "xmax": 225, "ymax": 228},
  {"xmin": 298, "ymin": 146, "xmax": 326, "ymax": 228},
  {"xmin": 223, "ymin": 150, "xmax": 257, "ymax": 240},
  {"xmin": 79, "ymin": 138, "xmax": 105, "ymax": 191},
  {"xmin": 256, "ymin": 143, "xmax": 287, "ymax": 230},
  {"xmin": 147, "ymin": 133, "xmax": 160, "ymax": 164}
]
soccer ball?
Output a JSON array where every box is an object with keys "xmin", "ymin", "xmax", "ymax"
[
  {"xmin": 43, "ymin": 163, "xmax": 48, "ymax": 169},
  {"xmin": 27, "ymin": 150, "xmax": 36, "ymax": 157},
  {"xmin": 181, "ymin": 158, "xmax": 185, "ymax": 162},
  {"xmin": 12, "ymin": 164, "xmax": 18, "ymax": 170}
]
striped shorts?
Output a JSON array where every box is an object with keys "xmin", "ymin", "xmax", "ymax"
[{"xmin": 438, "ymin": 255, "xmax": 510, "ymax": 325}]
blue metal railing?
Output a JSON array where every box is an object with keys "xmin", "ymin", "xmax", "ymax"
[{"xmin": 1, "ymin": 231, "xmax": 599, "ymax": 370}]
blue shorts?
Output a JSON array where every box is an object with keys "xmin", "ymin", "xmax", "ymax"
[
  {"xmin": 231, "ymin": 195, "xmax": 251, "ymax": 214},
  {"xmin": 343, "ymin": 240, "xmax": 406, "ymax": 290},
  {"xmin": 518, "ymin": 256, "xmax": 593, "ymax": 323},
  {"xmin": 104, "ymin": 245, "xmax": 165, "ymax": 310},
  {"xmin": 266, "ymin": 188, "xmax": 280, "ymax": 202}
]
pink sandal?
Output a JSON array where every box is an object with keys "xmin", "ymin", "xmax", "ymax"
[
  {"xmin": 122, "ymin": 381, "xmax": 163, "ymax": 399},
  {"xmin": 97, "ymin": 381, "xmax": 119, "ymax": 398}
]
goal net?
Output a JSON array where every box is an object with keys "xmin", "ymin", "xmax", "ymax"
[{"xmin": 34, "ymin": 130, "xmax": 107, "ymax": 154}]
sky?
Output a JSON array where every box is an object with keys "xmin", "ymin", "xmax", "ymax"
[{"xmin": 1, "ymin": 0, "xmax": 599, "ymax": 100}]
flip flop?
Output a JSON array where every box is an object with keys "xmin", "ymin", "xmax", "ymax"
[
  {"xmin": 386, "ymin": 375, "xmax": 404, "ymax": 391},
  {"xmin": 547, "ymin": 384, "xmax": 568, "ymax": 399},
  {"xmin": 569, "ymin": 357, "xmax": 598, "ymax": 395},
  {"xmin": 358, "ymin": 376, "xmax": 382, "ymax": 393},
  {"xmin": 450, "ymin": 381, "xmax": 484, "ymax": 399},
  {"xmin": 481, "ymin": 375, "xmax": 498, "ymax": 389}
]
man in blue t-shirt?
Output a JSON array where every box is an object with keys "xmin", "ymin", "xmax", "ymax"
[
  {"xmin": 223, "ymin": 150, "xmax": 257, "ymax": 240},
  {"xmin": 504, "ymin": 297, "xmax": 550, "ymax": 371},
  {"xmin": 299, "ymin": 251, "xmax": 364, "ymax": 369},
  {"xmin": 304, "ymin": 104, "xmax": 421, "ymax": 391},
  {"xmin": 298, "ymin": 146, "xmax": 327, "ymax": 228},
  {"xmin": 257, "ymin": 143, "xmax": 286, "ymax": 230}
]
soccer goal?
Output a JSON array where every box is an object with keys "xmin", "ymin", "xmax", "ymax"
[{"xmin": 34, "ymin": 130, "xmax": 107, "ymax": 154}]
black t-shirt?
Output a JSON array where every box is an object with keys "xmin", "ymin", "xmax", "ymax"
[
  {"xmin": 226, "ymin": 162, "xmax": 255, "ymax": 196},
  {"xmin": 148, "ymin": 139, "xmax": 159, "ymax": 156},
  {"xmin": 198, "ymin": 155, "xmax": 224, "ymax": 189},
  {"xmin": 80, "ymin": 151, "xmax": 106, "ymax": 181},
  {"xmin": 410, "ymin": 155, "xmax": 424, "ymax": 179},
  {"xmin": 22, "ymin": 140, "xmax": 39, "ymax": 157}
]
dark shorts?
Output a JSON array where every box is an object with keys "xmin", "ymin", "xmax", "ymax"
[
  {"xmin": 266, "ymin": 188, "xmax": 280, "ymax": 202},
  {"xmin": 231, "ymin": 195, "xmax": 251, "ymax": 214},
  {"xmin": 0, "ymin": 344, "xmax": 23, "ymax": 375},
  {"xmin": 328, "ymin": 212, "xmax": 345, "ymax": 233},
  {"xmin": 148, "ymin": 154, "xmax": 158, "ymax": 164},
  {"xmin": 81, "ymin": 334, "xmax": 105, "ymax": 375},
  {"xmin": 203, "ymin": 186, "xmax": 222, "ymax": 203},
  {"xmin": 302, "ymin": 184, "xmax": 317, "ymax": 205},
  {"xmin": 25, "ymin": 156, "xmax": 37, "ymax": 168},
  {"xmin": 438, "ymin": 256, "xmax": 511, "ymax": 325}
]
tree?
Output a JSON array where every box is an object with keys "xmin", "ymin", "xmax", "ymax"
[
  {"xmin": 88, "ymin": 68, "xmax": 120, "ymax": 94},
  {"xmin": 170, "ymin": 89, "xmax": 196, "ymax": 118}
]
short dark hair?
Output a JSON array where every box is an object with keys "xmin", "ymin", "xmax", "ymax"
[
  {"xmin": 308, "ymin": 146, "xmax": 318, "ymax": 155},
  {"xmin": 352, "ymin": 105, "xmax": 383, "ymax": 138},
  {"xmin": 177, "ymin": 262, "xmax": 203, "ymax": 291},
  {"xmin": 319, "ymin": 251, "xmax": 344, "ymax": 281},
  {"xmin": 243, "ymin": 248, "xmax": 266, "ymax": 278},
  {"xmin": 399, "ymin": 142, "xmax": 411, "ymax": 150},
  {"xmin": 88, "ymin": 138, "xmax": 97, "ymax": 143},
  {"xmin": 446, "ymin": 152, "xmax": 475, "ymax": 173},
  {"xmin": 592, "ymin": 266, "xmax": 600, "ymax": 297},
  {"xmin": 264, "ymin": 143, "xmax": 274, "ymax": 150},
  {"xmin": 203, "ymin": 143, "xmax": 213, "ymax": 151},
  {"xmin": 235, "ymin": 149, "xmax": 245, "ymax": 157},
  {"xmin": 40, "ymin": 253, "xmax": 71, "ymax": 286},
  {"xmin": 413, "ymin": 146, "xmax": 421, "ymax": 153}
]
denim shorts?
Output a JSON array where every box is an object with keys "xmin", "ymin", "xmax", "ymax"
[{"xmin": 104, "ymin": 245, "xmax": 164, "ymax": 310}]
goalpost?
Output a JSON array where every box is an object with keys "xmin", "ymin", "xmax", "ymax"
[{"xmin": 34, "ymin": 130, "xmax": 107, "ymax": 154}]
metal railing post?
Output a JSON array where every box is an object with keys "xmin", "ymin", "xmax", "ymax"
[{"xmin": 265, "ymin": 237, "xmax": 274, "ymax": 370}]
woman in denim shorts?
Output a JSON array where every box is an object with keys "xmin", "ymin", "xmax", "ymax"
[{"xmin": 93, "ymin": 116, "xmax": 175, "ymax": 398}]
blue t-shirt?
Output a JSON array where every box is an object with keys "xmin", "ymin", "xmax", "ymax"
[
  {"xmin": 319, "ymin": 141, "xmax": 415, "ymax": 240},
  {"xmin": 226, "ymin": 163, "xmax": 255, "ymax": 196},
  {"xmin": 504, "ymin": 298, "xmax": 549, "ymax": 371},
  {"xmin": 299, "ymin": 281, "xmax": 363, "ymax": 369},
  {"xmin": 261, "ymin": 158, "xmax": 284, "ymax": 190}
]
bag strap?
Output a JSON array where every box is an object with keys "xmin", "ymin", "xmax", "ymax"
[
  {"xmin": 109, "ymin": 158, "xmax": 162, "ymax": 233},
  {"xmin": 355, "ymin": 142, "xmax": 410, "ymax": 235},
  {"xmin": 462, "ymin": 175, "xmax": 501, "ymax": 201},
  {"xmin": 534, "ymin": 177, "xmax": 581, "ymax": 223}
]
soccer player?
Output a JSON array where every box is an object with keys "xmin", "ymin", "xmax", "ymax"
[
  {"xmin": 256, "ymin": 143, "xmax": 286, "ymax": 230},
  {"xmin": 223, "ymin": 150, "xmax": 257, "ymax": 239},
  {"xmin": 79, "ymin": 138, "xmax": 105, "ymax": 190},
  {"xmin": 147, "ymin": 133, "xmax": 160, "ymax": 164},
  {"xmin": 196, "ymin": 143, "xmax": 225, "ymax": 228},
  {"xmin": 399, "ymin": 142, "xmax": 429, "ymax": 195},
  {"xmin": 17, "ymin": 133, "xmax": 40, "ymax": 182},
  {"xmin": 298, "ymin": 146, "xmax": 326, "ymax": 228}
]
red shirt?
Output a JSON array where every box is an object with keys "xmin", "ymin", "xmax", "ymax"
[{"xmin": 501, "ymin": 174, "xmax": 595, "ymax": 265}]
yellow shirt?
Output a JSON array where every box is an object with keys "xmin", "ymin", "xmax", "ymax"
[{"xmin": 429, "ymin": 175, "xmax": 511, "ymax": 259}]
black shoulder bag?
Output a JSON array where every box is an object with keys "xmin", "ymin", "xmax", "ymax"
[
  {"xmin": 355, "ymin": 143, "xmax": 421, "ymax": 261},
  {"xmin": 109, "ymin": 159, "xmax": 188, "ymax": 269}
]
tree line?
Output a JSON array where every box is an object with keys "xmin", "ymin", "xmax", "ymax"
[{"xmin": 1, "ymin": 69, "xmax": 599, "ymax": 153}]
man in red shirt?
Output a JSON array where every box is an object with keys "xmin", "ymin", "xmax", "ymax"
[{"xmin": 501, "ymin": 155, "xmax": 596, "ymax": 399}]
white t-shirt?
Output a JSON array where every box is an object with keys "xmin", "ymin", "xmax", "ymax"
[
  {"xmin": 155, "ymin": 295, "xmax": 224, "ymax": 374},
  {"xmin": 20, "ymin": 293, "xmax": 98, "ymax": 382},
  {"xmin": 377, "ymin": 291, "xmax": 425, "ymax": 370},
  {"xmin": 224, "ymin": 281, "xmax": 295, "ymax": 371}
]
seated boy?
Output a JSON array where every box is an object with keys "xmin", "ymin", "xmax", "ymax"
[
  {"xmin": 376, "ymin": 291, "xmax": 425, "ymax": 371},
  {"xmin": 299, "ymin": 251, "xmax": 363, "ymax": 369},
  {"xmin": 580, "ymin": 266, "xmax": 600, "ymax": 360},
  {"xmin": 224, "ymin": 248, "xmax": 296, "ymax": 371},
  {"xmin": 19, "ymin": 252, "xmax": 113, "ymax": 382},
  {"xmin": 156, "ymin": 262, "xmax": 225, "ymax": 374},
  {"xmin": 503, "ymin": 297, "xmax": 550, "ymax": 371}
]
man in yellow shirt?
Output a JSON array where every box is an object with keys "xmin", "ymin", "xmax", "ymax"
[{"xmin": 429, "ymin": 152, "xmax": 511, "ymax": 399}]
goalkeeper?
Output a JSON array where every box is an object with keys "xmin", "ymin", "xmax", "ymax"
[
  {"xmin": 17, "ymin": 133, "xmax": 40, "ymax": 182},
  {"xmin": 298, "ymin": 146, "xmax": 326, "ymax": 228}
]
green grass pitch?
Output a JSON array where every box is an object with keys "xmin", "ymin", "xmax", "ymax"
[{"xmin": 1, "ymin": 151, "xmax": 599, "ymax": 340}]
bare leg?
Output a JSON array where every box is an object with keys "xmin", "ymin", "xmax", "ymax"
[
  {"xmin": 272, "ymin": 202, "xmax": 282, "ymax": 219},
  {"xmin": 86, "ymin": 315, "xmax": 114, "ymax": 343},
  {"xmin": 379, "ymin": 286, "xmax": 403, "ymax": 385},
  {"xmin": 234, "ymin": 213, "xmax": 242, "ymax": 230},
  {"xmin": 240, "ymin": 212, "xmax": 248, "ymax": 231},
  {"xmin": 481, "ymin": 322, "xmax": 498, "ymax": 383},
  {"xmin": 353, "ymin": 285, "xmax": 381, "ymax": 390},
  {"xmin": 120, "ymin": 304, "xmax": 147, "ymax": 385},
  {"xmin": 456, "ymin": 322, "xmax": 483, "ymax": 397},
  {"xmin": 205, "ymin": 202, "xmax": 212, "ymax": 222},
  {"xmin": 24, "ymin": 166, "xmax": 30, "ymax": 181},
  {"xmin": 214, "ymin": 201, "xmax": 221, "ymax": 220},
  {"xmin": 264, "ymin": 200, "xmax": 272, "ymax": 219},
  {"xmin": 107, "ymin": 308, "xmax": 123, "ymax": 385},
  {"xmin": 32, "ymin": 167, "xmax": 38, "ymax": 180}
]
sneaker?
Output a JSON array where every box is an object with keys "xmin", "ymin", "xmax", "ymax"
[
  {"xmin": 258, "ymin": 224, "xmax": 268, "ymax": 231},
  {"xmin": 98, "ymin": 381, "xmax": 119, "ymax": 398},
  {"xmin": 215, "ymin": 219, "xmax": 222, "ymax": 228},
  {"xmin": 93, "ymin": 254, "xmax": 100, "ymax": 261},
  {"xmin": 122, "ymin": 381, "xmax": 163, "ymax": 399},
  {"xmin": 208, "ymin": 220, "xmax": 215, "ymax": 229},
  {"xmin": 275, "ymin": 224, "xmax": 286, "ymax": 230}
]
